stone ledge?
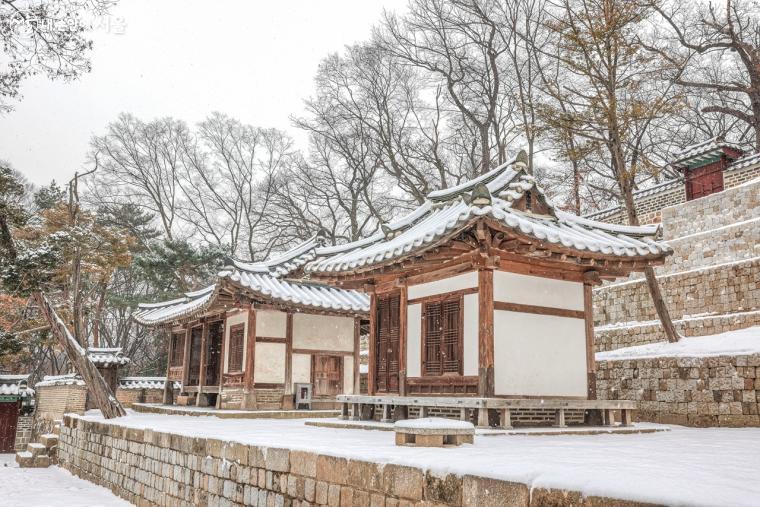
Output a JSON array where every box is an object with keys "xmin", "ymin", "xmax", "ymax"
[{"xmin": 57, "ymin": 415, "xmax": 674, "ymax": 506}]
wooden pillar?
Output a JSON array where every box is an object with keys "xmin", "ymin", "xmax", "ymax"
[
  {"xmin": 243, "ymin": 306, "xmax": 257, "ymax": 409},
  {"xmin": 216, "ymin": 313, "xmax": 228, "ymax": 409},
  {"xmin": 584, "ymin": 282, "xmax": 597, "ymax": 400},
  {"xmin": 196, "ymin": 320, "xmax": 209, "ymax": 406},
  {"xmin": 282, "ymin": 312, "xmax": 294, "ymax": 409},
  {"xmin": 398, "ymin": 283, "xmax": 408, "ymax": 396},
  {"xmin": 478, "ymin": 269, "xmax": 495, "ymax": 397},
  {"xmin": 368, "ymin": 291, "xmax": 377, "ymax": 396},
  {"xmin": 181, "ymin": 326, "xmax": 192, "ymax": 391},
  {"xmin": 162, "ymin": 329, "xmax": 173, "ymax": 405},
  {"xmin": 353, "ymin": 318, "xmax": 361, "ymax": 395}
]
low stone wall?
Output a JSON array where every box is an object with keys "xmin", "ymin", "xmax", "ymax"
[
  {"xmin": 595, "ymin": 310, "xmax": 760, "ymax": 352},
  {"xmin": 34, "ymin": 383, "xmax": 87, "ymax": 438},
  {"xmin": 586, "ymin": 165, "xmax": 760, "ymax": 226},
  {"xmin": 14, "ymin": 414, "xmax": 33, "ymax": 452},
  {"xmin": 660, "ymin": 175, "xmax": 760, "ymax": 239},
  {"xmin": 596, "ymin": 354, "xmax": 760, "ymax": 427},
  {"xmin": 58, "ymin": 416, "xmax": 655, "ymax": 507},
  {"xmin": 116, "ymin": 387, "xmax": 171, "ymax": 407},
  {"xmin": 594, "ymin": 257, "xmax": 759, "ymax": 328}
]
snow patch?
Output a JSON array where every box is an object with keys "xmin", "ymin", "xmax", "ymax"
[{"xmin": 597, "ymin": 326, "xmax": 760, "ymax": 361}]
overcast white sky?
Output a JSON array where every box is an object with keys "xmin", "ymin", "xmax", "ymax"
[{"xmin": 0, "ymin": 0, "xmax": 408, "ymax": 186}]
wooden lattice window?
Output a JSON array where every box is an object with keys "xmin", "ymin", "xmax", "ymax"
[
  {"xmin": 375, "ymin": 293, "xmax": 400, "ymax": 392},
  {"xmin": 170, "ymin": 332, "xmax": 185, "ymax": 367},
  {"xmin": 228, "ymin": 324, "xmax": 245, "ymax": 373},
  {"xmin": 422, "ymin": 296, "xmax": 463, "ymax": 376}
]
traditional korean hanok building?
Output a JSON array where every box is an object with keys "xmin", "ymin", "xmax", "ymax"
[
  {"xmin": 303, "ymin": 151, "xmax": 673, "ymax": 427},
  {"xmin": 133, "ymin": 237, "xmax": 369, "ymax": 410}
]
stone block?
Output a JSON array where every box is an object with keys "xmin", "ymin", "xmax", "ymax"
[
  {"xmin": 346, "ymin": 459, "xmax": 383, "ymax": 493},
  {"xmin": 382, "ymin": 464, "xmax": 423, "ymax": 501},
  {"xmin": 265, "ymin": 447, "xmax": 290, "ymax": 473},
  {"xmin": 424, "ymin": 471, "xmax": 462, "ymax": 505},
  {"xmin": 290, "ymin": 450, "xmax": 318, "ymax": 478},
  {"xmin": 462, "ymin": 475, "xmax": 529, "ymax": 507},
  {"xmin": 317, "ymin": 455, "xmax": 349, "ymax": 486}
]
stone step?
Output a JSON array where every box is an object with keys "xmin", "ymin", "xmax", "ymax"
[
  {"xmin": 27, "ymin": 442, "xmax": 47, "ymax": 457},
  {"xmin": 39, "ymin": 433, "xmax": 59, "ymax": 449},
  {"xmin": 15, "ymin": 451, "xmax": 50, "ymax": 468}
]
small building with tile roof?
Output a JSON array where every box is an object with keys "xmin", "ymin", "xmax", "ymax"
[
  {"xmin": 133, "ymin": 237, "xmax": 369, "ymax": 410},
  {"xmin": 300, "ymin": 151, "xmax": 671, "ymax": 425},
  {"xmin": 586, "ymin": 138, "xmax": 760, "ymax": 225}
]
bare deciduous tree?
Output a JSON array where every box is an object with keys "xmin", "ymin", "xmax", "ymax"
[{"xmin": 657, "ymin": 0, "xmax": 760, "ymax": 150}]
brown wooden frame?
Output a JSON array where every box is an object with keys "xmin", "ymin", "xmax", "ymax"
[
  {"xmin": 227, "ymin": 323, "xmax": 245, "ymax": 374},
  {"xmin": 310, "ymin": 353, "xmax": 344, "ymax": 398},
  {"xmin": 493, "ymin": 301, "xmax": 585, "ymax": 320},
  {"xmin": 420, "ymin": 294, "xmax": 464, "ymax": 377}
]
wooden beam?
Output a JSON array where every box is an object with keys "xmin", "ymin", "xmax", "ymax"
[
  {"xmin": 216, "ymin": 313, "xmax": 228, "ymax": 408},
  {"xmin": 162, "ymin": 330, "xmax": 173, "ymax": 405},
  {"xmin": 398, "ymin": 283, "xmax": 408, "ymax": 396},
  {"xmin": 243, "ymin": 306, "xmax": 257, "ymax": 408},
  {"xmin": 181, "ymin": 325, "xmax": 192, "ymax": 390},
  {"xmin": 353, "ymin": 318, "xmax": 361, "ymax": 394},
  {"xmin": 493, "ymin": 301, "xmax": 585, "ymax": 320},
  {"xmin": 196, "ymin": 320, "xmax": 209, "ymax": 406},
  {"xmin": 368, "ymin": 294, "xmax": 377, "ymax": 396},
  {"xmin": 584, "ymin": 283, "xmax": 597, "ymax": 400},
  {"xmin": 478, "ymin": 269, "xmax": 495, "ymax": 397},
  {"xmin": 284, "ymin": 313, "xmax": 293, "ymax": 395},
  {"xmin": 407, "ymin": 286, "xmax": 478, "ymax": 306}
]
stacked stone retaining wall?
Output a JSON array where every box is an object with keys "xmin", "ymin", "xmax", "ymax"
[
  {"xmin": 596, "ymin": 354, "xmax": 760, "ymax": 427},
  {"xmin": 58, "ymin": 415, "xmax": 657, "ymax": 507},
  {"xmin": 593, "ymin": 178, "xmax": 760, "ymax": 352}
]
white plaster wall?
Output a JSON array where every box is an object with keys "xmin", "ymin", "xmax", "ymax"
[
  {"xmin": 463, "ymin": 294, "xmax": 479, "ymax": 376},
  {"xmin": 406, "ymin": 304, "xmax": 422, "ymax": 378},
  {"xmin": 291, "ymin": 353, "xmax": 311, "ymax": 384},
  {"xmin": 494, "ymin": 271, "xmax": 583, "ymax": 311},
  {"xmin": 343, "ymin": 357, "xmax": 354, "ymax": 394},
  {"xmin": 224, "ymin": 310, "xmax": 249, "ymax": 373},
  {"xmin": 493, "ymin": 311, "xmax": 587, "ymax": 397},
  {"xmin": 292, "ymin": 314, "xmax": 354, "ymax": 351},
  {"xmin": 255, "ymin": 309, "xmax": 287, "ymax": 338},
  {"xmin": 407, "ymin": 271, "xmax": 477, "ymax": 300},
  {"xmin": 254, "ymin": 342, "xmax": 286, "ymax": 383}
]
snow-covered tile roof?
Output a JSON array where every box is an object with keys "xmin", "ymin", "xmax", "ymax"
[
  {"xmin": 118, "ymin": 376, "xmax": 180, "ymax": 390},
  {"xmin": 228, "ymin": 233, "xmax": 326, "ymax": 278},
  {"xmin": 670, "ymin": 137, "xmax": 744, "ymax": 168},
  {"xmin": 306, "ymin": 156, "xmax": 669, "ymax": 275},
  {"xmin": 0, "ymin": 374, "xmax": 33, "ymax": 396},
  {"xmin": 87, "ymin": 347, "xmax": 130, "ymax": 367},
  {"xmin": 133, "ymin": 243, "xmax": 370, "ymax": 326},
  {"xmin": 728, "ymin": 151, "xmax": 760, "ymax": 171},
  {"xmin": 35, "ymin": 373, "xmax": 85, "ymax": 388}
]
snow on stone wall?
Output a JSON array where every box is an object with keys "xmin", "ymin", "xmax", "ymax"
[
  {"xmin": 594, "ymin": 178, "xmax": 760, "ymax": 352},
  {"xmin": 57, "ymin": 415, "xmax": 645, "ymax": 506},
  {"xmin": 597, "ymin": 352, "xmax": 760, "ymax": 427}
]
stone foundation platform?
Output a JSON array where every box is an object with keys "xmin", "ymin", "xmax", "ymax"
[
  {"xmin": 132, "ymin": 402, "xmax": 338, "ymax": 420},
  {"xmin": 57, "ymin": 415, "xmax": 670, "ymax": 506}
]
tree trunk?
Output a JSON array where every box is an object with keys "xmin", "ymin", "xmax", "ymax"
[
  {"xmin": 622, "ymin": 190, "xmax": 681, "ymax": 343},
  {"xmin": 32, "ymin": 291, "xmax": 126, "ymax": 418}
]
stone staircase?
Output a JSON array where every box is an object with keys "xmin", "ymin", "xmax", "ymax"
[
  {"xmin": 15, "ymin": 424, "xmax": 60, "ymax": 468},
  {"xmin": 594, "ymin": 178, "xmax": 760, "ymax": 352}
]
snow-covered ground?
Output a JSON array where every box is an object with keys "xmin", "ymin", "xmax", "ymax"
[
  {"xmin": 0, "ymin": 453, "xmax": 130, "ymax": 507},
  {"xmin": 597, "ymin": 325, "xmax": 760, "ymax": 361},
  {"xmin": 79, "ymin": 410, "xmax": 760, "ymax": 507}
]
